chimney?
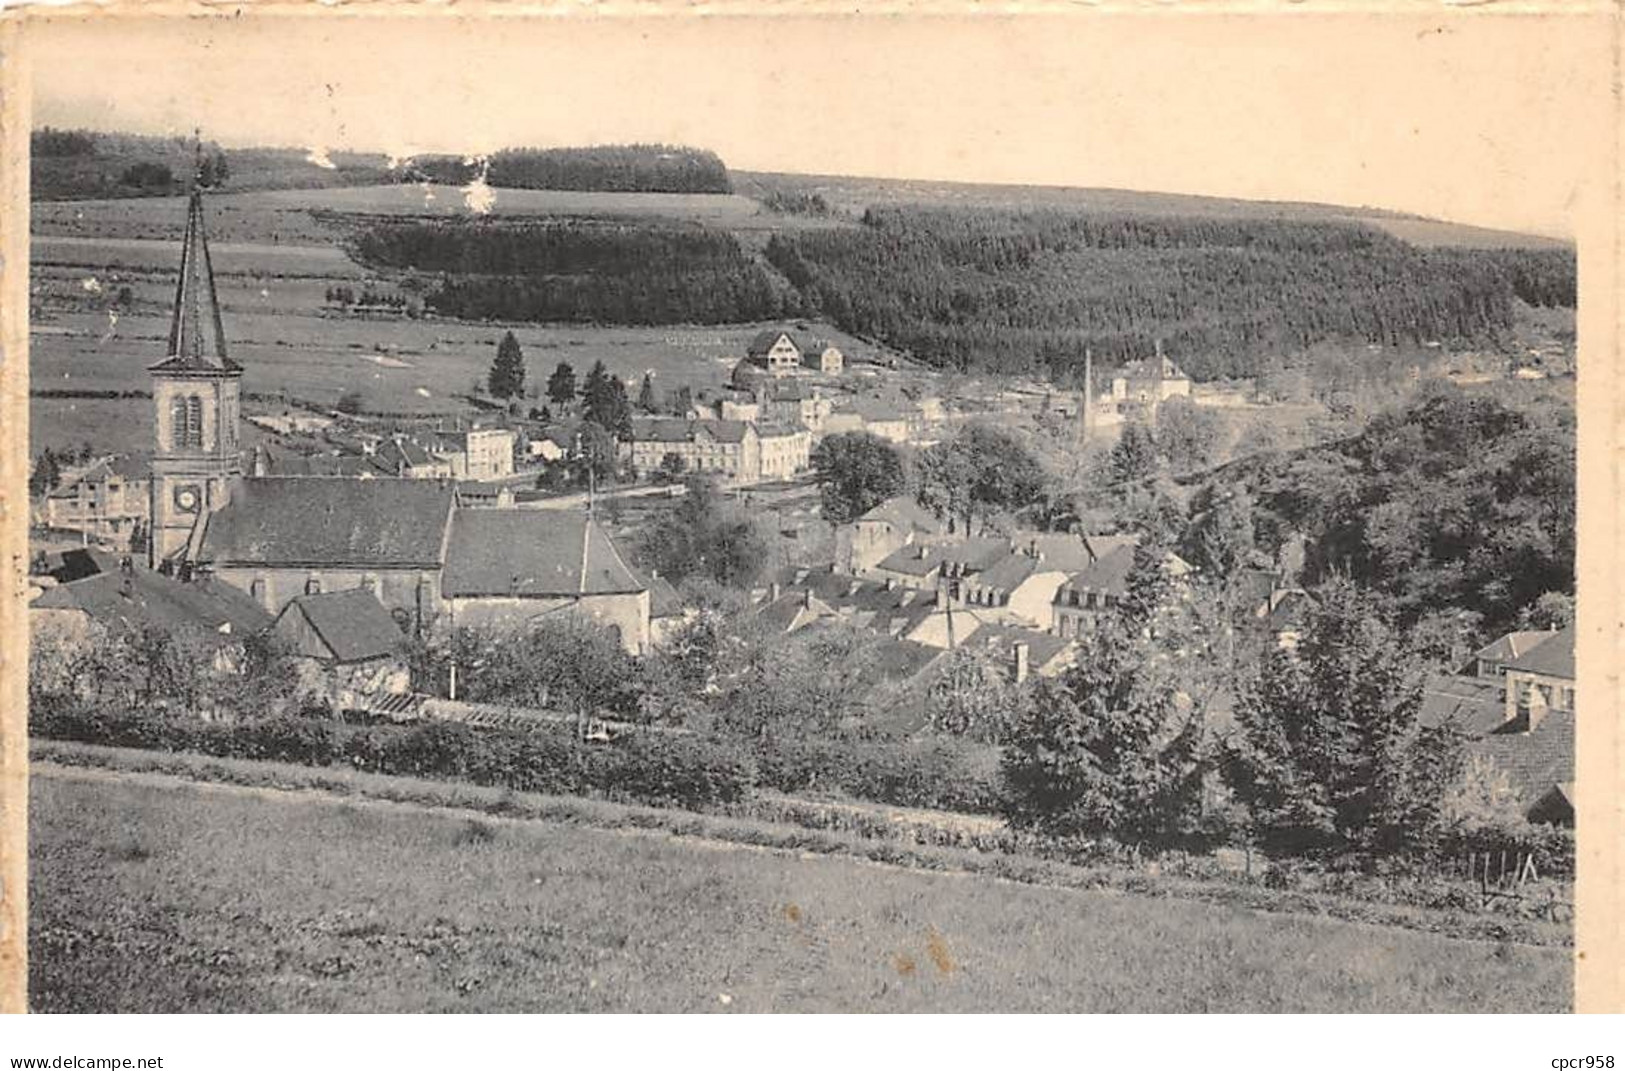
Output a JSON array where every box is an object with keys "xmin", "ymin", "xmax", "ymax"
[
  {"xmin": 936, "ymin": 587, "xmax": 949, "ymax": 611},
  {"xmin": 119, "ymin": 556, "xmax": 134, "ymax": 598},
  {"xmin": 1524, "ymin": 686, "xmax": 1549, "ymax": 734},
  {"xmin": 885, "ymin": 578, "xmax": 897, "ymax": 592},
  {"xmin": 770, "ymin": 581, "xmax": 782, "ymax": 602},
  {"xmin": 802, "ymin": 588, "xmax": 814, "ymax": 609},
  {"xmin": 1012, "ymin": 641, "xmax": 1031, "ymax": 684}
]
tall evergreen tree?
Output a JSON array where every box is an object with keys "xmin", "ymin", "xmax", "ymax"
[
  {"xmin": 582, "ymin": 361, "xmax": 633, "ymax": 438},
  {"xmin": 488, "ymin": 331, "xmax": 527, "ymax": 399},
  {"xmin": 637, "ymin": 372, "xmax": 658, "ymax": 412},
  {"xmin": 1224, "ymin": 577, "xmax": 1462, "ymax": 854},
  {"xmin": 546, "ymin": 361, "xmax": 578, "ymax": 408}
]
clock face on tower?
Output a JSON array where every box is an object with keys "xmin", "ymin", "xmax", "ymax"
[{"xmin": 173, "ymin": 484, "xmax": 201, "ymax": 513}]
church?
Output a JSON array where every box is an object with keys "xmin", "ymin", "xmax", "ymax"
[{"xmin": 146, "ymin": 189, "xmax": 651, "ymax": 652}]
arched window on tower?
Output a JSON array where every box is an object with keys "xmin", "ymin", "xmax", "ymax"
[
  {"xmin": 186, "ymin": 396, "xmax": 204, "ymax": 448},
  {"xmin": 170, "ymin": 396, "xmax": 188, "ymax": 450}
]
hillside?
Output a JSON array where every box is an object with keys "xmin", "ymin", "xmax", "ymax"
[{"xmin": 31, "ymin": 761, "xmax": 1569, "ymax": 1013}]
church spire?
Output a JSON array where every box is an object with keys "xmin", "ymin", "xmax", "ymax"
[{"xmin": 155, "ymin": 186, "xmax": 236, "ymax": 372}]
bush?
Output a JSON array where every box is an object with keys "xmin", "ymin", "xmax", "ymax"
[
  {"xmin": 31, "ymin": 703, "xmax": 754, "ymax": 812},
  {"xmin": 754, "ymin": 734, "xmax": 1003, "ymax": 815}
]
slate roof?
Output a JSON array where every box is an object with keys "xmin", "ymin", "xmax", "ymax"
[
  {"xmin": 630, "ymin": 417, "xmax": 752, "ymax": 445},
  {"xmin": 640, "ymin": 572, "xmax": 683, "ymax": 618},
  {"xmin": 32, "ymin": 561, "xmax": 271, "ymax": 639},
  {"xmin": 939, "ymin": 537, "xmax": 1016, "ymax": 574},
  {"xmin": 1419, "ymin": 673, "xmax": 1509, "ymax": 736},
  {"xmin": 47, "ymin": 455, "xmax": 149, "ymax": 496},
  {"xmin": 1062, "ymin": 544, "xmax": 1138, "ymax": 597},
  {"xmin": 753, "ymin": 590, "xmax": 838, "ymax": 633},
  {"xmin": 965, "ymin": 624, "xmax": 1074, "ymax": 671},
  {"xmin": 198, "ymin": 478, "xmax": 454, "ymax": 568},
  {"xmin": 149, "ymin": 191, "xmax": 241, "ymax": 375},
  {"xmin": 1470, "ymin": 707, "xmax": 1575, "ymax": 816},
  {"xmin": 279, "ymin": 589, "xmax": 405, "ymax": 664},
  {"xmin": 846, "ymin": 397, "xmax": 909, "ymax": 423},
  {"xmin": 875, "ymin": 545, "xmax": 943, "ymax": 577},
  {"xmin": 1476, "ymin": 629, "xmax": 1560, "ymax": 667},
  {"xmin": 746, "ymin": 329, "xmax": 803, "ymax": 357},
  {"xmin": 856, "ymin": 495, "xmax": 943, "ymax": 534},
  {"xmin": 442, "ymin": 510, "xmax": 643, "ymax": 597},
  {"xmin": 1010, "ymin": 532, "xmax": 1097, "ymax": 573},
  {"xmin": 1504, "ymin": 624, "xmax": 1575, "ymax": 680},
  {"xmin": 971, "ymin": 553, "xmax": 1041, "ymax": 593}
]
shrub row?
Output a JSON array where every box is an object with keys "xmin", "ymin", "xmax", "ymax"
[
  {"xmin": 753, "ymin": 734, "xmax": 1005, "ymax": 815},
  {"xmin": 31, "ymin": 707, "xmax": 753, "ymax": 811}
]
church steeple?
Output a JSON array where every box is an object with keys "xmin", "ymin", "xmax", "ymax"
[
  {"xmin": 151, "ymin": 188, "xmax": 238, "ymax": 373},
  {"xmin": 148, "ymin": 183, "xmax": 244, "ymax": 570}
]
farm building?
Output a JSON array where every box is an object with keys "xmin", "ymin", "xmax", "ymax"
[{"xmin": 270, "ymin": 588, "xmax": 412, "ymax": 707}]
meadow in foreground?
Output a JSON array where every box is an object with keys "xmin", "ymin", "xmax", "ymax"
[{"xmin": 29, "ymin": 766, "xmax": 1571, "ymax": 1013}]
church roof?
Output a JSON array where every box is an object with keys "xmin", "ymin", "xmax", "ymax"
[
  {"xmin": 198, "ymin": 478, "xmax": 455, "ymax": 568},
  {"xmin": 442, "ymin": 510, "xmax": 644, "ymax": 597},
  {"xmin": 149, "ymin": 190, "xmax": 241, "ymax": 375}
]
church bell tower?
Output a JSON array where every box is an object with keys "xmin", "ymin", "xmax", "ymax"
[{"xmin": 148, "ymin": 187, "xmax": 243, "ymax": 569}]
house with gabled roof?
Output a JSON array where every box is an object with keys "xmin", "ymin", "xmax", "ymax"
[
  {"xmin": 43, "ymin": 455, "xmax": 150, "ymax": 547},
  {"xmin": 837, "ymin": 494, "xmax": 950, "ymax": 575},
  {"xmin": 271, "ymin": 588, "xmax": 412, "ymax": 707},
  {"xmin": 440, "ymin": 510, "xmax": 650, "ymax": 652},
  {"xmin": 31, "ymin": 553, "xmax": 271, "ymax": 644},
  {"xmin": 745, "ymin": 329, "xmax": 806, "ymax": 376},
  {"xmin": 1471, "ymin": 629, "xmax": 1559, "ymax": 679}
]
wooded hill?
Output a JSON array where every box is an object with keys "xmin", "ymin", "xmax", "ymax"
[
  {"xmin": 351, "ymin": 219, "xmax": 788, "ymax": 325},
  {"xmin": 763, "ymin": 207, "xmax": 1576, "ymax": 382},
  {"xmin": 403, "ymin": 145, "xmax": 733, "ymax": 194}
]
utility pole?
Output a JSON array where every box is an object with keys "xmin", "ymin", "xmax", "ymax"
[{"xmin": 1080, "ymin": 346, "xmax": 1095, "ymax": 445}]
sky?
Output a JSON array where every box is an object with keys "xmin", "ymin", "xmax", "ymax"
[{"xmin": 26, "ymin": 10, "xmax": 1615, "ymax": 238}]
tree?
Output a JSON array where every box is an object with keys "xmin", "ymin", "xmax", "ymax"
[
  {"xmin": 1001, "ymin": 621, "xmax": 1205, "ymax": 845},
  {"xmin": 546, "ymin": 361, "xmax": 578, "ymax": 408},
  {"xmin": 926, "ymin": 646, "xmax": 1027, "ymax": 745},
  {"xmin": 640, "ymin": 477, "xmax": 769, "ymax": 588},
  {"xmin": 637, "ymin": 372, "xmax": 658, "ymax": 412},
  {"xmin": 488, "ymin": 331, "xmax": 527, "ymax": 399},
  {"xmin": 656, "ymin": 452, "xmax": 687, "ymax": 483},
  {"xmin": 810, "ymin": 432, "xmax": 907, "ymax": 526},
  {"xmin": 1224, "ymin": 578, "xmax": 1463, "ymax": 854},
  {"xmin": 1180, "ymin": 482, "xmax": 1256, "ymax": 584},
  {"xmin": 29, "ymin": 449, "xmax": 60, "ymax": 498},
  {"xmin": 915, "ymin": 424, "xmax": 1045, "ymax": 535},
  {"xmin": 1109, "ymin": 419, "xmax": 1160, "ymax": 485},
  {"xmin": 1155, "ymin": 397, "xmax": 1223, "ymax": 473},
  {"xmin": 1518, "ymin": 591, "xmax": 1574, "ymax": 632},
  {"xmin": 581, "ymin": 360, "xmax": 633, "ymax": 438}
]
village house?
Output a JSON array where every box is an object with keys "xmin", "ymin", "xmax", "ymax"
[
  {"xmin": 438, "ymin": 509, "xmax": 651, "ymax": 653},
  {"xmin": 1422, "ymin": 625, "xmax": 1576, "ymax": 826},
  {"xmin": 744, "ymin": 329, "xmax": 807, "ymax": 377},
  {"xmin": 1111, "ymin": 342, "xmax": 1192, "ymax": 413},
  {"xmin": 433, "ymin": 427, "xmax": 516, "ymax": 481},
  {"xmin": 42, "ymin": 455, "xmax": 150, "ymax": 547},
  {"xmin": 624, "ymin": 417, "xmax": 762, "ymax": 483},
  {"xmin": 1470, "ymin": 629, "xmax": 1559, "ymax": 679},
  {"xmin": 270, "ymin": 588, "xmax": 412, "ymax": 709},
  {"xmin": 756, "ymin": 423, "xmax": 812, "ymax": 482},
  {"xmin": 1501, "ymin": 624, "xmax": 1575, "ymax": 729},
  {"xmin": 871, "ymin": 543, "xmax": 946, "ymax": 591},
  {"xmin": 30, "ymin": 550, "xmax": 272, "ymax": 647},
  {"xmin": 825, "ymin": 397, "xmax": 911, "ymax": 443},
  {"xmin": 836, "ymin": 495, "xmax": 949, "ymax": 575},
  {"xmin": 802, "ymin": 339, "xmax": 844, "ymax": 375},
  {"xmin": 1051, "ymin": 540, "xmax": 1193, "ymax": 638},
  {"xmin": 959, "ymin": 624, "xmax": 1079, "ymax": 683},
  {"xmin": 374, "ymin": 437, "xmax": 453, "ymax": 479},
  {"xmin": 759, "ymin": 380, "xmax": 833, "ymax": 434}
]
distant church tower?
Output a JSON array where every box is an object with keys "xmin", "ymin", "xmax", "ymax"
[{"xmin": 148, "ymin": 188, "xmax": 243, "ymax": 569}]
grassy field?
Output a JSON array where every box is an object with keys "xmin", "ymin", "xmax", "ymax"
[{"xmin": 30, "ymin": 763, "xmax": 1570, "ymax": 1013}]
